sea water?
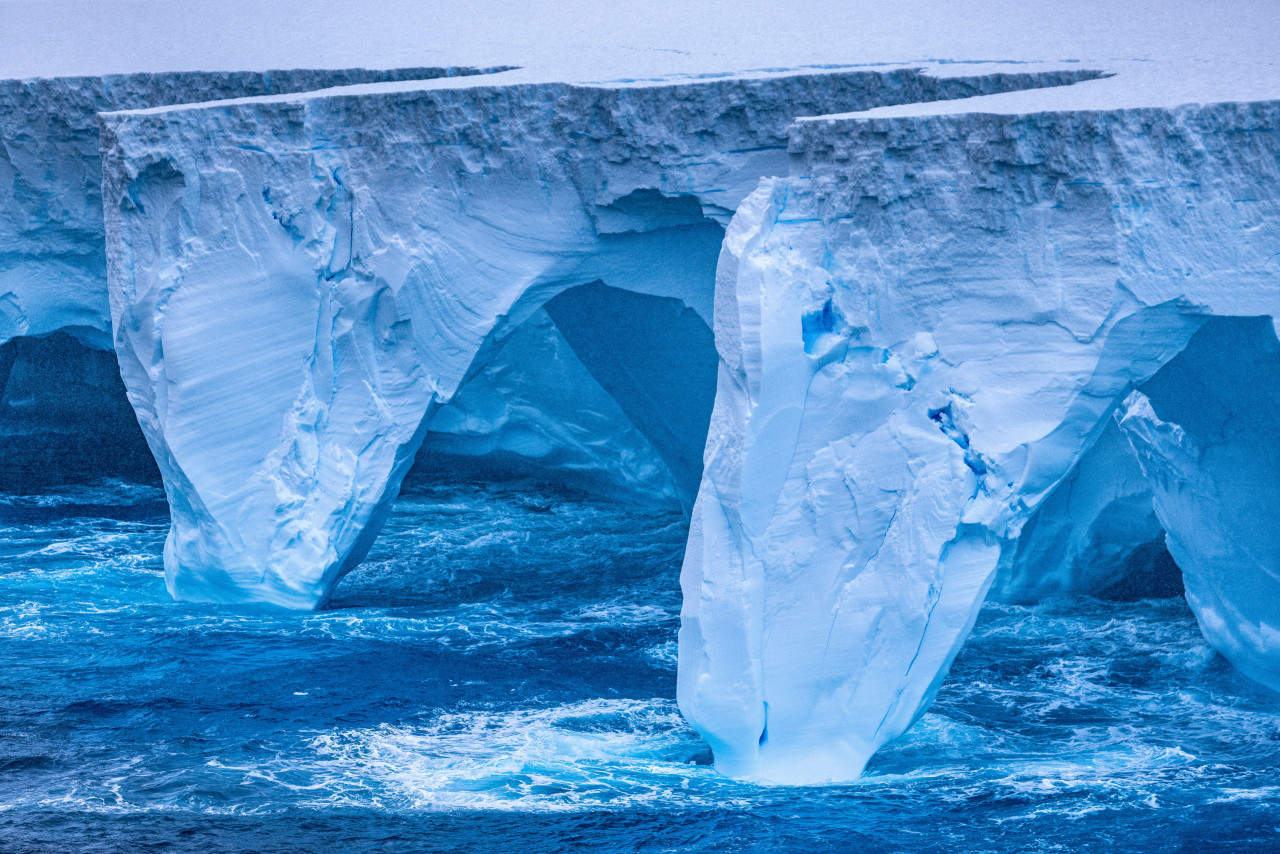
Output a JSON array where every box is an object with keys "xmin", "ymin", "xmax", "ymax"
[{"xmin": 2, "ymin": 478, "xmax": 1279, "ymax": 852}]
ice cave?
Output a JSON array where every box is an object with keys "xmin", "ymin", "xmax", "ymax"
[{"xmin": 5, "ymin": 1, "xmax": 1280, "ymax": 849}]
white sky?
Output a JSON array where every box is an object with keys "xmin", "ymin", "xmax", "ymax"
[{"xmin": 2, "ymin": 0, "xmax": 1278, "ymax": 110}]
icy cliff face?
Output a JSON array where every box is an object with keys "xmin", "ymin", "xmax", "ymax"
[
  {"xmin": 87, "ymin": 51, "xmax": 1280, "ymax": 785},
  {"xmin": 99, "ymin": 67, "xmax": 1091, "ymax": 608},
  {"xmin": 679, "ymin": 100, "xmax": 1280, "ymax": 782},
  {"xmin": 0, "ymin": 66, "xmax": 502, "ymax": 487}
]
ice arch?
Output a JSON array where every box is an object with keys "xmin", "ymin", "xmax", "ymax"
[
  {"xmin": 411, "ymin": 279, "xmax": 720, "ymax": 510},
  {"xmin": 101, "ymin": 68, "xmax": 1088, "ymax": 609},
  {"xmin": 413, "ymin": 304, "xmax": 680, "ymax": 504},
  {"xmin": 111, "ymin": 161, "xmax": 722, "ymax": 607},
  {"xmin": 995, "ymin": 315, "xmax": 1280, "ymax": 678},
  {"xmin": 991, "ymin": 413, "xmax": 1181, "ymax": 604}
]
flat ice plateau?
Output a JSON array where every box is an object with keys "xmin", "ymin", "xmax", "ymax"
[{"xmin": 5, "ymin": 0, "xmax": 1280, "ymax": 789}]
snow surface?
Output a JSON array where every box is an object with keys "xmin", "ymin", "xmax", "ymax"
[{"xmin": 3, "ymin": 0, "xmax": 1277, "ymax": 105}]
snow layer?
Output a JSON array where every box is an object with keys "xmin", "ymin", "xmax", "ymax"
[
  {"xmin": 5, "ymin": 0, "xmax": 1277, "ymax": 110},
  {"xmin": 680, "ymin": 100, "xmax": 1280, "ymax": 782},
  {"xmin": 100, "ymin": 67, "xmax": 1083, "ymax": 609}
]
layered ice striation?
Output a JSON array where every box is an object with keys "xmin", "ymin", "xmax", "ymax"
[
  {"xmin": 680, "ymin": 99, "xmax": 1280, "ymax": 782},
  {"xmin": 98, "ymin": 67, "xmax": 1093, "ymax": 608}
]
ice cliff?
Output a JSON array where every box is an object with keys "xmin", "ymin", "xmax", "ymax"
[
  {"xmin": 0, "ymin": 67, "xmax": 502, "ymax": 488},
  {"xmin": 98, "ymin": 66, "xmax": 1092, "ymax": 608},
  {"xmin": 6, "ymin": 11, "xmax": 1280, "ymax": 784},
  {"xmin": 681, "ymin": 100, "xmax": 1280, "ymax": 781}
]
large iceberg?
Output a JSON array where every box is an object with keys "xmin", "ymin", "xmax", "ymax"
[
  {"xmin": 5, "ymin": 0, "xmax": 1280, "ymax": 786},
  {"xmin": 98, "ymin": 67, "xmax": 1088, "ymax": 608}
]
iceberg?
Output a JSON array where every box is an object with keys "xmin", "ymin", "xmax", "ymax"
[
  {"xmin": 98, "ymin": 67, "xmax": 1088, "ymax": 608},
  {"xmin": 3, "ymin": 0, "xmax": 1279, "ymax": 785},
  {"xmin": 682, "ymin": 101, "xmax": 1280, "ymax": 782}
]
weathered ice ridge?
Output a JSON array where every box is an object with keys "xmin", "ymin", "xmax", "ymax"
[
  {"xmin": 681, "ymin": 99, "xmax": 1280, "ymax": 782},
  {"xmin": 99, "ymin": 67, "xmax": 1095, "ymax": 611}
]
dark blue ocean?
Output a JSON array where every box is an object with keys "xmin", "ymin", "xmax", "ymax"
[{"xmin": 3, "ymin": 477, "xmax": 1280, "ymax": 852}]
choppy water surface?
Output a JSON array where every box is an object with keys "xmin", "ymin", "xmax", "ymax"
[{"xmin": 2, "ymin": 479, "xmax": 1279, "ymax": 852}]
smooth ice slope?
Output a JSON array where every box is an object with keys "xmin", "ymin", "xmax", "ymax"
[
  {"xmin": 680, "ymin": 99, "xmax": 1280, "ymax": 782},
  {"xmin": 99, "ymin": 67, "xmax": 1089, "ymax": 609}
]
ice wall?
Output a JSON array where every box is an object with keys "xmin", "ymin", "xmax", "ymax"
[
  {"xmin": 99, "ymin": 67, "xmax": 1093, "ymax": 608},
  {"xmin": 1119, "ymin": 317, "xmax": 1280, "ymax": 693},
  {"xmin": 680, "ymin": 100, "xmax": 1280, "ymax": 782}
]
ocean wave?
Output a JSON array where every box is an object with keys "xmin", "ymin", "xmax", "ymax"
[{"xmin": 224, "ymin": 699, "xmax": 732, "ymax": 813}]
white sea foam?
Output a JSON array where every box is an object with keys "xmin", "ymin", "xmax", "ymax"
[{"xmin": 234, "ymin": 699, "xmax": 735, "ymax": 812}]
